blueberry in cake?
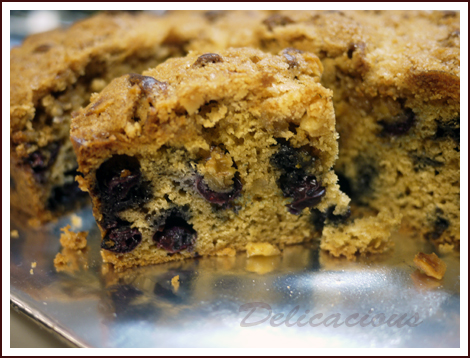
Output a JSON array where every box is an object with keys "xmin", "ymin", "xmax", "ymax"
[{"xmin": 71, "ymin": 48, "xmax": 350, "ymax": 269}]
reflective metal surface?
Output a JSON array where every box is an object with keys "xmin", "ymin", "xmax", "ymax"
[{"xmin": 10, "ymin": 207, "xmax": 460, "ymax": 348}]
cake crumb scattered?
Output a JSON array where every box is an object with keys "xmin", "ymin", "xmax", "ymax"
[
  {"xmin": 246, "ymin": 242, "xmax": 281, "ymax": 257},
  {"xmin": 31, "ymin": 262, "xmax": 37, "ymax": 268},
  {"xmin": 54, "ymin": 249, "xmax": 89, "ymax": 273},
  {"xmin": 413, "ymin": 252, "xmax": 447, "ymax": 280},
  {"xmin": 60, "ymin": 225, "xmax": 88, "ymax": 250},
  {"xmin": 10, "ymin": 230, "xmax": 19, "ymax": 238},
  {"xmin": 171, "ymin": 275, "xmax": 180, "ymax": 292},
  {"xmin": 30, "ymin": 269, "xmax": 34, "ymax": 275},
  {"xmin": 71, "ymin": 214, "xmax": 83, "ymax": 229}
]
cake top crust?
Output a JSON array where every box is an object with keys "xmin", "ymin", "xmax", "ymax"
[{"xmin": 71, "ymin": 47, "xmax": 335, "ymax": 160}]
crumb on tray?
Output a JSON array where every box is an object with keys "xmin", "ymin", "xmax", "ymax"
[
  {"xmin": 60, "ymin": 225, "xmax": 88, "ymax": 250},
  {"xmin": 53, "ymin": 249, "xmax": 89, "ymax": 273},
  {"xmin": 413, "ymin": 252, "xmax": 447, "ymax": 280},
  {"xmin": 171, "ymin": 275, "xmax": 180, "ymax": 292},
  {"xmin": 31, "ymin": 262, "xmax": 37, "ymax": 268},
  {"xmin": 11, "ymin": 230, "xmax": 19, "ymax": 238}
]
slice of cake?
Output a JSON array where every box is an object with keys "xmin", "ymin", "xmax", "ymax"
[{"xmin": 71, "ymin": 48, "xmax": 350, "ymax": 270}]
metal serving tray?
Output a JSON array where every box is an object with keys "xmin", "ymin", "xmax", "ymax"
[{"xmin": 10, "ymin": 207, "xmax": 460, "ymax": 348}]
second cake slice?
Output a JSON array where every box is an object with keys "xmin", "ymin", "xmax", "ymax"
[{"xmin": 71, "ymin": 47, "xmax": 350, "ymax": 270}]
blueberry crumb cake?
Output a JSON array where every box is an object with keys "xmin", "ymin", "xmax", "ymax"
[
  {"xmin": 71, "ymin": 48, "xmax": 351, "ymax": 269},
  {"xmin": 11, "ymin": 10, "xmax": 460, "ymax": 265}
]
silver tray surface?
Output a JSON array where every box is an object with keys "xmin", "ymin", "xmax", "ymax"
[{"xmin": 10, "ymin": 207, "xmax": 460, "ymax": 348}]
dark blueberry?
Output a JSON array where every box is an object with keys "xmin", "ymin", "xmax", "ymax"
[
  {"xmin": 195, "ymin": 172, "xmax": 242, "ymax": 206},
  {"xmin": 263, "ymin": 14, "xmax": 294, "ymax": 31},
  {"xmin": 101, "ymin": 225, "xmax": 142, "ymax": 253},
  {"xmin": 271, "ymin": 141, "xmax": 323, "ymax": 214},
  {"xmin": 96, "ymin": 155, "xmax": 151, "ymax": 217},
  {"xmin": 311, "ymin": 206, "xmax": 351, "ymax": 232},
  {"xmin": 424, "ymin": 216, "xmax": 450, "ymax": 241},
  {"xmin": 378, "ymin": 108, "xmax": 416, "ymax": 136},
  {"xmin": 434, "ymin": 116, "xmax": 460, "ymax": 144},
  {"xmin": 285, "ymin": 175, "xmax": 326, "ymax": 215},
  {"xmin": 25, "ymin": 141, "xmax": 61, "ymax": 183},
  {"xmin": 153, "ymin": 213, "xmax": 196, "ymax": 253},
  {"xmin": 193, "ymin": 53, "xmax": 223, "ymax": 67},
  {"xmin": 128, "ymin": 73, "xmax": 167, "ymax": 96}
]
